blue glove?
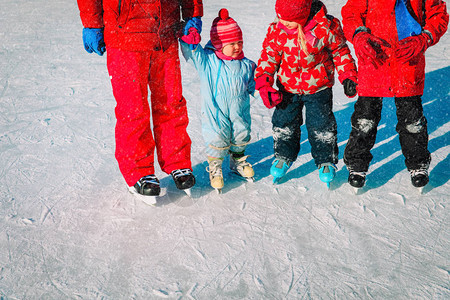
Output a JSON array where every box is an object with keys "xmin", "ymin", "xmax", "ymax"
[
  {"xmin": 184, "ymin": 17, "xmax": 202, "ymax": 35},
  {"xmin": 82, "ymin": 28, "xmax": 106, "ymax": 56}
]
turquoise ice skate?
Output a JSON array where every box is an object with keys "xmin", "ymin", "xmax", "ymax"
[
  {"xmin": 318, "ymin": 163, "xmax": 337, "ymax": 189},
  {"xmin": 270, "ymin": 158, "xmax": 292, "ymax": 184}
]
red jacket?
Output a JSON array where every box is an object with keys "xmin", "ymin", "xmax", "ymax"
[
  {"xmin": 255, "ymin": 2, "xmax": 357, "ymax": 95},
  {"xmin": 77, "ymin": 0, "xmax": 203, "ymax": 51},
  {"xmin": 341, "ymin": 0, "xmax": 448, "ymax": 97}
]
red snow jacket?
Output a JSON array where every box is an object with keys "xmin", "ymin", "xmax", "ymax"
[
  {"xmin": 341, "ymin": 0, "xmax": 448, "ymax": 97},
  {"xmin": 255, "ymin": 2, "xmax": 357, "ymax": 95},
  {"xmin": 77, "ymin": 0, "xmax": 203, "ymax": 51}
]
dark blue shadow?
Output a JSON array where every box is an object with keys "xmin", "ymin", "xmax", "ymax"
[{"xmin": 175, "ymin": 66, "xmax": 449, "ymax": 199}]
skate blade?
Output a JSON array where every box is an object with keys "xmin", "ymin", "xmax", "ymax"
[
  {"xmin": 417, "ymin": 187, "xmax": 424, "ymax": 194},
  {"xmin": 128, "ymin": 187, "xmax": 158, "ymax": 206},
  {"xmin": 272, "ymin": 177, "xmax": 281, "ymax": 185},
  {"xmin": 215, "ymin": 188, "xmax": 222, "ymax": 194},
  {"xmin": 183, "ymin": 188, "xmax": 192, "ymax": 197},
  {"xmin": 231, "ymin": 171, "xmax": 255, "ymax": 182},
  {"xmin": 352, "ymin": 187, "xmax": 361, "ymax": 195},
  {"xmin": 326, "ymin": 182, "xmax": 331, "ymax": 189}
]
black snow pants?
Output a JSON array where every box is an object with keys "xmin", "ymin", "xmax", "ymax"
[
  {"xmin": 343, "ymin": 96, "xmax": 431, "ymax": 172},
  {"xmin": 272, "ymin": 87, "xmax": 338, "ymax": 166}
]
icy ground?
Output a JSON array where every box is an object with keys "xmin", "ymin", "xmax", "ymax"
[{"xmin": 0, "ymin": 0, "xmax": 449, "ymax": 299}]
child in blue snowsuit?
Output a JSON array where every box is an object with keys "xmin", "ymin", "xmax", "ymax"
[{"xmin": 180, "ymin": 8, "xmax": 256, "ymax": 192}]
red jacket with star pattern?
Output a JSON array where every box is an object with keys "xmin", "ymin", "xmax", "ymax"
[
  {"xmin": 255, "ymin": 2, "xmax": 357, "ymax": 95},
  {"xmin": 77, "ymin": 0, "xmax": 203, "ymax": 51},
  {"xmin": 341, "ymin": 0, "xmax": 448, "ymax": 97}
]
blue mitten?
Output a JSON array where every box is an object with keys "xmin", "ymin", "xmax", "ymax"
[
  {"xmin": 184, "ymin": 17, "xmax": 202, "ymax": 35},
  {"xmin": 184, "ymin": 17, "xmax": 202, "ymax": 50},
  {"xmin": 82, "ymin": 28, "xmax": 106, "ymax": 56}
]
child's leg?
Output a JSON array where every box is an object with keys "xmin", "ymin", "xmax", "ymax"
[
  {"xmin": 303, "ymin": 88, "xmax": 338, "ymax": 166},
  {"xmin": 394, "ymin": 96, "xmax": 431, "ymax": 170},
  {"xmin": 229, "ymin": 96, "xmax": 251, "ymax": 156},
  {"xmin": 343, "ymin": 96, "xmax": 383, "ymax": 172},
  {"xmin": 202, "ymin": 118, "xmax": 231, "ymax": 159},
  {"xmin": 107, "ymin": 48, "xmax": 155, "ymax": 187},
  {"xmin": 271, "ymin": 93, "xmax": 303, "ymax": 163},
  {"xmin": 148, "ymin": 42, "xmax": 192, "ymax": 175}
]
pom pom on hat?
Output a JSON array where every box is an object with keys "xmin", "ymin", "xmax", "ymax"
[
  {"xmin": 275, "ymin": 0, "xmax": 312, "ymax": 26},
  {"xmin": 219, "ymin": 8, "xmax": 229, "ymax": 20},
  {"xmin": 210, "ymin": 8, "xmax": 243, "ymax": 50}
]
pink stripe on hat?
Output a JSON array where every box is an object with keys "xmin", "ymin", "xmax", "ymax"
[{"xmin": 210, "ymin": 8, "xmax": 243, "ymax": 50}]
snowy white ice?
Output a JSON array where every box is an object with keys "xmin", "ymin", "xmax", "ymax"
[{"xmin": 0, "ymin": 0, "xmax": 449, "ymax": 298}]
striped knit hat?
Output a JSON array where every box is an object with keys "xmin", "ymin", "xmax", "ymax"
[
  {"xmin": 275, "ymin": 0, "xmax": 312, "ymax": 26},
  {"xmin": 210, "ymin": 8, "xmax": 243, "ymax": 50}
]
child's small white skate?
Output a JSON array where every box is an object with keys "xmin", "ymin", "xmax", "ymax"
[
  {"xmin": 230, "ymin": 155, "xmax": 255, "ymax": 182},
  {"xmin": 207, "ymin": 158, "xmax": 224, "ymax": 194}
]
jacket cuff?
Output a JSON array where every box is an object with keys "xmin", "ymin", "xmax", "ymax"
[
  {"xmin": 422, "ymin": 30, "xmax": 434, "ymax": 45},
  {"xmin": 353, "ymin": 26, "xmax": 370, "ymax": 39}
]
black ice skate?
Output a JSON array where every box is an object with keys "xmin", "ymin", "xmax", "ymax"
[
  {"xmin": 409, "ymin": 168, "xmax": 429, "ymax": 190},
  {"xmin": 130, "ymin": 175, "xmax": 161, "ymax": 206},
  {"xmin": 348, "ymin": 169, "xmax": 366, "ymax": 193},
  {"xmin": 171, "ymin": 168, "xmax": 196, "ymax": 196}
]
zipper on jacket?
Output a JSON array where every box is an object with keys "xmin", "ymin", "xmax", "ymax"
[{"xmin": 118, "ymin": 0, "xmax": 122, "ymax": 28}]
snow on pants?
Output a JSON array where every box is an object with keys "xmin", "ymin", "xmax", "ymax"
[
  {"xmin": 202, "ymin": 97, "xmax": 251, "ymax": 159},
  {"xmin": 272, "ymin": 87, "xmax": 338, "ymax": 166},
  {"xmin": 343, "ymin": 96, "xmax": 431, "ymax": 172},
  {"xmin": 106, "ymin": 45, "xmax": 192, "ymax": 187}
]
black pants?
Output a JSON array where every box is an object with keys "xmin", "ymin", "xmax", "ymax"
[
  {"xmin": 344, "ymin": 96, "xmax": 431, "ymax": 172},
  {"xmin": 272, "ymin": 87, "xmax": 338, "ymax": 166}
]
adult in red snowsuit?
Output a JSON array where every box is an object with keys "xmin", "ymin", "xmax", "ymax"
[
  {"xmin": 77, "ymin": 0, "xmax": 203, "ymax": 197},
  {"xmin": 341, "ymin": 0, "xmax": 448, "ymax": 188}
]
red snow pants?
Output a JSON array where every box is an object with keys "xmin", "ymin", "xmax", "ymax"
[{"xmin": 106, "ymin": 44, "xmax": 192, "ymax": 186}]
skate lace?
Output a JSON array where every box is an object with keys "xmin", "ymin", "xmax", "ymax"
[
  {"xmin": 206, "ymin": 160, "xmax": 223, "ymax": 177},
  {"xmin": 409, "ymin": 168, "xmax": 428, "ymax": 177},
  {"xmin": 232, "ymin": 155, "xmax": 252, "ymax": 171},
  {"xmin": 171, "ymin": 168, "xmax": 192, "ymax": 179},
  {"xmin": 138, "ymin": 175, "xmax": 159, "ymax": 186},
  {"xmin": 348, "ymin": 169, "xmax": 366, "ymax": 177}
]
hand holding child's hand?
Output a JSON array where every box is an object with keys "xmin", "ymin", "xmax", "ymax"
[
  {"xmin": 181, "ymin": 27, "xmax": 201, "ymax": 47},
  {"xmin": 259, "ymin": 86, "xmax": 283, "ymax": 109},
  {"xmin": 255, "ymin": 75, "xmax": 283, "ymax": 109}
]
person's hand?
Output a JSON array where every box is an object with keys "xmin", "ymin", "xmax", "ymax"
[
  {"xmin": 343, "ymin": 78, "xmax": 357, "ymax": 98},
  {"xmin": 184, "ymin": 17, "xmax": 202, "ymax": 35},
  {"xmin": 255, "ymin": 75, "xmax": 283, "ymax": 109},
  {"xmin": 184, "ymin": 17, "xmax": 202, "ymax": 50},
  {"xmin": 353, "ymin": 32, "xmax": 390, "ymax": 68},
  {"xmin": 181, "ymin": 27, "xmax": 201, "ymax": 48},
  {"xmin": 395, "ymin": 33, "xmax": 430, "ymax": 61},
  {"xmin": 82, "ymin": 28, "xmax": 106, "ymax": 56},
  {"xmin": 259, "ymin": 86, "xmax": 283, "ymax": 109}
]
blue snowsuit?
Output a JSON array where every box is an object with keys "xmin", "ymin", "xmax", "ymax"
[{"xmin": 180, "ymin": 40, "xmax": 256, "ymax": 158}]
